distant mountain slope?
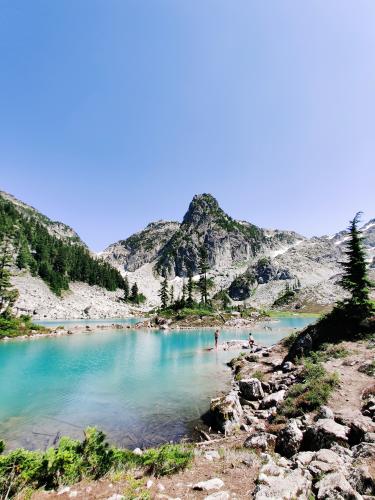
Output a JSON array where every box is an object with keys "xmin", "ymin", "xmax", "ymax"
[
  {"xmin": 0, "ymin": 191, "xmax": 86, "ymax": 245},
  {"xmin": 104, "ymin": 194, "xmax": 304, "ymax": 278},
  {"xmin": 0, "ymin": 191, "xmax": 125, "ymax": 295},
  {"xmin": 103, "ymin": 194, "xmax": 373, "ymax": 311},
  {"xmin": 101, "ymin": 220, "xmax": 180, "ymax": 272}
]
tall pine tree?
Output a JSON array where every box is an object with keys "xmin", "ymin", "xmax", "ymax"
[
  {"xmin": 198, "ymin": 245, "xmax": 209, "ymax": 305},
  {"xmin": 186, "ymin": 271, "xmax": 194, "ymax": 308},
  {"xmin": 339, "ymin": 212, "xmax": 373, "ymax": 317},
  {"xmin": 159, "ymin": 275, "xmax": 169, "ymax": 309},
  {"xmin": 0, "ymin": 240, "xmax": 19, "ymax": 317},
  {"xmin": 130, "ymin": 282, "xmax": 139, "ymax": 302}
]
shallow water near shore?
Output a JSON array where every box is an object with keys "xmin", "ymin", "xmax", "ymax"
[{"xmin": 0, "ymin": 316, "xmax": 315, "ymax": 450}]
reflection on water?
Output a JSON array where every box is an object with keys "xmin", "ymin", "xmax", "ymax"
[{"xmin": 0, "ymin": 316, "xmax": 316, "ymax": 450}]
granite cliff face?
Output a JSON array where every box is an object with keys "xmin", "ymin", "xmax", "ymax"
[
  {"xmin": 104, "ymin": 194, "xmax": 303, "ymax": 278},
  {"xmin": 103, "ymin": 194, "xmax": 374, "ymax": 310}
]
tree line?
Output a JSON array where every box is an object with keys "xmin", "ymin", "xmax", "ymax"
[
  {"xmin": 0, "ymin": 196, "xmax": 145, "ymax": 299},
  {"xmin": 158, "ymin": 246, "xmax": 212, "ymax": 310}
]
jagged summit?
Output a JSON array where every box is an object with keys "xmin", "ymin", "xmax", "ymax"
[
  {"xmin": 104, "ymin": 193, "xmax": 302, "ymax": 278},
  {"xmin": 182, "ymin": 193, "xmax": 223, "ymax": 225}
]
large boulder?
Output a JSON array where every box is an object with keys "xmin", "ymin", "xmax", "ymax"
[
  {"xmin": 239, "ymin": 378, "xmax": 264, "ymax": 401},
  {"xmin": 210, "ymin": 390, "xmax": 242, "ymax": 434},
  {"xmin": 244, "ymin": 432, "xmax": 276, "ymax": 452},
  {"xmin": 254, "ymin": 464, "xmax": 312, "ymax": 500},
  {"xmin": 348, "ymin": 465, "xmax": 375, "ymax": 496},
  {"xmin": 275, "ymin": 419, "xmax": 303, "ymax": 458},
  {"xmin": 260, "ymin": 390, "xmax": 286, "ymax": 409},
  {"xmin": 315, "ymin": 472, "xmax": 362, "ymax": 499},
  {"xmin": 303, "ymin": 419, "xmax": 350, "ymax": 450}
]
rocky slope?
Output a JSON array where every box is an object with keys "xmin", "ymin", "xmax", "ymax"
[
  {"xmin": 103, "ymin": 194, "xmax": 374, "ymax": 311},
  {"xmin": 12, "ymin": 272, "xmax": 136, "ymax": 320}
]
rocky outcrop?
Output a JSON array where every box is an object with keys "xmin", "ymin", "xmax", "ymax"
[
  {"xmin": 275, "ymin": 419, "xmax": 303, "ymax": 457},
  {"xmin": 239, "ymin": 378, "xmax": 264, "ymax": 401},
  {"xmin": 101, "ymin": 221, "xmax": 180, "ymax": 272},
  {"xmin": 303, "ymin": 419, "xmax": 350, "ymax": 450},
  {"xmin": 209, "ymin": 390, "xmax": 243, "ymax": 434}
]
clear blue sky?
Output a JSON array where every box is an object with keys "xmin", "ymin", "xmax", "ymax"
[{"xmin": 1, "ymin": 1, "xmax": 374, "ymax": 251}]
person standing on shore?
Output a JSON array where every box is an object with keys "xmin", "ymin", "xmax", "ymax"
[
  {"xmin": 214, "ymin": 329, "xmax": 219, "ymax": 350},
  {"xmin": 248, "ymin": 332, "xmax": 255, "ymax": 351}
]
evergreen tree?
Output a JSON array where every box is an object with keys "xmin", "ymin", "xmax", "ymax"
[
  {"xmin": 0, "ymin": 240, "xmax": 19, "ymax": 317},
  {"xmin": 181, "ymin": 280, "xmax": 187, "ymax": 307},
  {"xmin": 130, "ymin": 282, "xmax": 139, "ymax": 302},
  {"xmin": 159, "ymin": 275, "xmax": 169, "ymax": 309},
  {"xmin": 186, "ymin": 271, "xmax": 194, "ymax": 308},
  {"xmin": 170, "ymin": 285, "xmax": 175, "ymax": 306},
  {"xmin": 198, "ymin": 245, "xmax": 209, "ymax": 305},
  {"xmin": 16, "ymin": 240, "xmax": 31, "ymax": 269},
  {"xmin": 123, "ymin": 276, "xmax": 130, "ymax": 301},
  {"xmin": 339, "ymin": 212, "xmax": 374, "ymax": 317},
  {"xmin": 221, "ymin": 291, "xmax": 230, "ymax": 310}
]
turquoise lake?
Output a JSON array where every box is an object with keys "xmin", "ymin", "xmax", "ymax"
[{"xmin": 0, "ymin": 316, "xmax": 316, "ymax": 450}]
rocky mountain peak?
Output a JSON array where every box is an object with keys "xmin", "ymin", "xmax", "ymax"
[{"xmin": 182, "ymin": 193, "xmax": 223, "ymax": 225}]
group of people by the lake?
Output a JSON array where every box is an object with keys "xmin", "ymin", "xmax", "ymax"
[{"xmin": 214, "ymin": 329, "xmax": 255, "ymax": 350}]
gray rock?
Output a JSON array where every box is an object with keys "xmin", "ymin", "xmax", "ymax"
[
  {"xmin": 364, "ymin": 432, "xmax": 375, "ymax": 443},
  {"xmin": 260, "ymin": 390, "xmax": 286, "ymax": 409},
  {"xmin": 204, "ymin": 450, "xmax": 221, "ymax": 461},
  {"xmin": 352, "ymin": 442, "xmax": 375, "ymax": 459},
  {"xmin": 315, "ymin": 405, "xmax": 335, "ymax": 420},
  {"xmin": 316, "ymin": 472, "xmax": 362, "ymax": 499},
  {"xmin": 275, "ymin": 419, "xmax": 303, "ymax": 458},
  {"xmin": 244, "ymin": 432, "xmax": 276, "ymax": 452},
  {"xmin": 239, "ymin": 378, "xmax": 264, "ymax": 401},
  {"xmin": 193, "ymin": 478, "xmax": 225, "ymax": 491},
  {"xmin": 303, "ymin": 418, "xmax": 350, "ymax": 450},
  {"xmin": 255, "ymin": 466, "xmax": 312, "ymax": 500},
  {"xmin": 204, "ymin": 492, "xmax": 230, "ymax": 500},
  {"xmin": 348, "ymin": 465, "xmax": 375, "ymax": 496},
  {"xmin": 210, "ymin": 390, "xmax": 242, "ymax": 434},
  {"xmin": 282, "ymin": 361, "xmax": 295, "ymax": 372}
]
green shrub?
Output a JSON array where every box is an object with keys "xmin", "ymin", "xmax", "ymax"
[
  {"xmin": 309, "ymin": 343, "xmax": 350, "ymax": 363},
  {"xmin": 141, "ymin": 444, "xmax": 193, "ymax": 476},
  {"xmin": 279, "ymin": 360, "xmax": 339, "ymax": 418},
  {"xmin": 0, "ymin": 440, "xmax": 4, "ymax": 454},
  {"xmin": 252, "ymin": 370, "xmax": 265, "ymax": 382},
  {"xmin": 0, "ymin": 315, "xmax": 47, "ymax": 339},
  {"xmin": 282, "ymin": 332, "xmax": 298, "ymax": 348},
  {"xmin": 0, "ymin": 430, "xmax": 193, "ymax": 497}
]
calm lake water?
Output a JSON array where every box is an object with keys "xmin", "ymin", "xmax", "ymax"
[{"xmin": 0, "ymin": 316, "xmax": 316, "ymax": 450}]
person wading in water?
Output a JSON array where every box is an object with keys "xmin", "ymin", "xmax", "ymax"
[{"xmin": 214, "ymin": 329, "xmax": 220, "ymax": 350}]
